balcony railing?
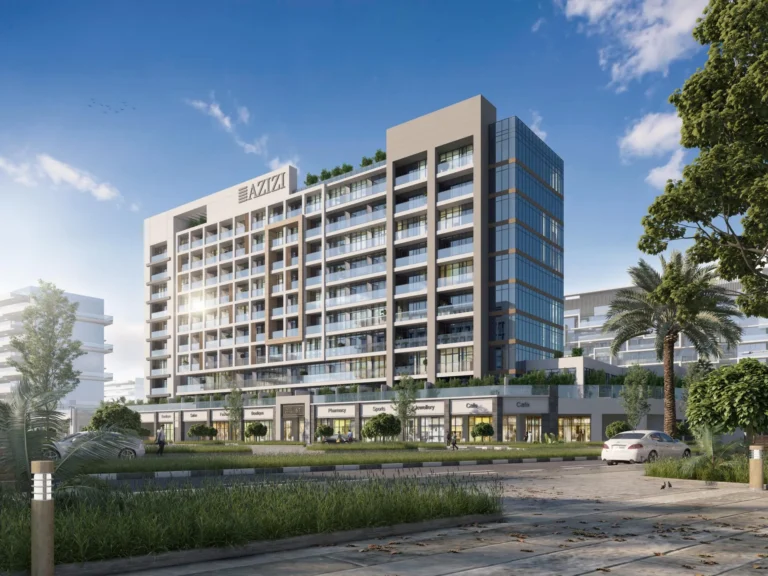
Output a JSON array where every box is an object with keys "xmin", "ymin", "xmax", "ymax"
[
  {"xmin": 251, "ymin": 310, "xmax": 265, "ymax": 320},
  {"xmin": 251, "ymin": 288, "xmax": 265, "ymax": 298},
  {"xmin": 151, "ymin": 367, "xmax": 168, "ymax": 376},
  {"xmin": 268, "ymin": 213, "xmax": 284, "ymax": 224},
  {"xmin": 437, "ymin": 332, "xmax": 473, "ymax": 345},
  {"xmin": 306, "ymin": 227, "xmax": 321, "ymax": 238},
  {"xmin": 148, "ymin": 387, "xmax": 169, "ymax": 395},
  {"xmin": 220, "ymin": 252, "xmax": 233, "ymax": 261},
  {"xmin": 394, "ymin": 196, "xmax": 427, "ymax": 214},
  {"xmin": 326, "ymin": 209, "xmax": 386, "ymax": 234},
  {"xmin": 437, "ymin": 182, "xmax": 474, "ymax": 203},
  {"xmin": 191, "ymin": 260, "xmax": 203, "ymax": 269},
  {"xmin": 437, "ymin": 243, "xmax": 473, "ymax": 259},
  {"xmin": 235, "ymin": 291, "xmax": 249, "ymax": 301},
  {"xmin": 272, "ymin": 307, "xmax": 284, "ymax": 317},
  {"xmin": 395, "ymin": 253, "xmax": 427, "ymax": 268},
  {"xmin": 306, "ymin": 276, "xmax": 322, "ymax": 287},
  {"xmin": 151, "ymin": 252, "xmax": 168, "ymax": 262},
  {"xmin": 437, "ymin": 302, "xmax": 474, "ymax": 316},
  {"xmin": 306, "ymin": 202, "xmax": 321, "ymax": 213},
  {"xmin": 178, "ymin": 243, "xmax": 189, "ymax": 253},
  {"xmin": 235, "ymin": 313, "xmax": 249, "ymax": 323},
  {"xmin": 235, "ymin": 248, "xmax": 246, "ymax": 257},
  {"xmin": 326, "ymin": 181, "xmax": 386, "ymax": 209},
  {"xmin": 150, "ymin": 309, "xmax": 169, "ymax": 319},
  {"xmin": 326, "ymin": 262, "xmax": 386, "ymax": 283},
  {"xmin": 395, "ymin": 225, "xmax": 427, "ymax": 241},
  {"xmin": 437, "ymin": 154, "xmax": 473, "ymax": 174},
  {"xmin": 306, "ymin": 324, "xmax": 322, "ymax": 335},
  {"xmin": 220, "ymin": 337, "xmax": 234, "ymax": 347},
  {"xmin": 395, "ymin": 365, "xmax": 427, "ymax": 376},
  {"xmin": 394, "ymin": 336, "xmax": 427, "ymax": 349},
  {"xmin": 306, "ymin": 300, "xmax": 322, "ymax": 311},
  {"xmin": 326, "ymin": 236, "xmax": 385, "ymax": 258},
  {"xmin": 286, "ymin": 233, "xmax": 299, "ymax": 243},
  {"xmin": 236, "ymin": 269, "xmax": 249, "ymax": 279},
  {"xmin": 395, "ymin": 308, "xmax": 428, "ymax": 322},
  {"xmin": 235, "ymin": 225, "xmax": 246, "ymax": 235},
  {"xmin": 287, "ymin": 208, "xmax": 302, "ymax": 219},
  {"xmin": 151, "ymin": 291, "xmax": 169, "ymax": 300},
  {"xmin": 325, "ymin": 316, "xmax": 385, "ymax": 333},
  {"xmin": 205, "ymin": 256, "xmax": 218, "ymax": 266},
  {"xmin": 251, "ymin": 219, "xmax": 265, "ymax": 230},
  {"xmin": 395, "ymin": 281, "xmax": 427, "ymax": 295},
  {"xmin": 219, "ymin": 295, "xmax": 231, "ymax": 304},
  {"xmin": 206, "ymin": 277, "xmax": 218, "ymax": 286},
  {"xmin": 191, "ymin": 238, "xmax": 204, "ymax": 248},
  {"xmin": 286, "ymin": 328, "xmax": 299, "ymax": 337},
  {"xmin": 438, "ymin": 212, "xmax": 474, "ymax": 231},
  {"xmin": 325, "ymin": 288, "xmax": 387, "ymax": 308},
  {"xmin": 252, "ymin": 265, "xmax": 266, "ymax": 275},
  {"xmin": 271, "ymin": 284, "xmax": 284, "ymax": 295},
  {"xmin": 271, "ymin": 237, "xmax": 284, "ymax": 248},
  {"xmin": 272, "ymin": 261, "xmax": 284, "ymax": 271},
  {"xmin": 220, "ymin": 273, "xmax": 233, "ymax": 283},
  {"xmin": 437, "ymin": 273, "xmax": 474, "ymax": 287},
  {"xmin": 151, "ymin": 348, "xmax": 169, "ymax": 357},
  {"xmin": 252, "ymin": 243, "xmax": 265, "ymax": 253},
  {"xmin": 286, "ymin": 304, "xmax": 299, "ymax": 315},
  {"xmin": 235, "ymin": 335, "xmax": 249, "ymax": 344},
  {"xmin": 327, "ymin": 342, "xmax": 386, "ymax": 357},
  {"xmin": 150, "ymin": 330, "xmax": 168, "ymax": 338},
  {"xmin": 306, "ymin": 251, "xmax": 322, "ymax": 262},
  {"xmin": 437, "ymin": 360, "xmax": 474, "ymax": 373},
  {"xmin": 206, "ymin": 234, "xmax": 218, "ymax": 244},
  {"xmin": 150, "ymin": 272, "xmax": 169, "ymax": 282},
  {"xmin": 395, "ymin": 168, "xmax": 427, "ymax": 187}
]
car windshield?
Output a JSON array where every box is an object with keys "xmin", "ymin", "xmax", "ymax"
[{"xmin": 612, "ymin": 432, "xmax": 645, "ymax": 440}]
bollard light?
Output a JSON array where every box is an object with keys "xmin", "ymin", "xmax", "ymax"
[
  {"xmin": 32, "ymin": 473, "xmax": 53, "ymax": 501},
  {"xmin": 30, "ymin": 460, "xmax": 54, "ymax": 576},
  {"xmin": 750, "ymin": 445, "xmax": 765, "ymax": 492}
]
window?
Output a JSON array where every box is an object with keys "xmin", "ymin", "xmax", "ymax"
[
  {"xmin": 490, "ymin": 164, "xmax": 563, "ymax": 221},
  {"xmin": 418, "ymin": 417, "xmax": 445, "ymax": 443},
  {"xmin": 319, "ymin": 418, "xmax": 355, "ymax": 436},
  {"xmin": 246, "ymin": 420, "xmax": 273, "ymax": 441},
  {"xmin": 525, "ymin": 416, "xmax": 542, "ymax": 442},
  {"xmin": 502, "ymin": 416, "xmax": 517, "ymax": 442},
  {"xmin": 160, "ymin": 422, "xmax": 175, "ymax": 443},
  {"xmin": 211, "ymin": 421, "xmax": 230, "ymax": 441},
  {"xmin": 439, "ymin": 144, "xmax": 473, "ymax": 164},
  {"xmin": 469, "ymin": 416, "xmax": 492, "ymax": 442},
  {"xmin": 558, "ymin": 416, "xmax": 591, "ymax": 443},
  {"xmin": 450, "ymin": 417, "xmax": 463, "ymax": 442}
]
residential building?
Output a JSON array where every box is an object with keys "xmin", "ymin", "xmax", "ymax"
[
  {"xmin": 0, "ymin": 286, "xmax": 113, "ymax": 408},
  {"xmin": 564, "ymin": 280, "xmax": 766, "ymax": 367},
  {"xmin": 104, "ymin": 377, "xmax": 145, "ymax": 403},
  {"xmin": 144, "ymin": 95, "xmax": 564, "ymax": 438}
]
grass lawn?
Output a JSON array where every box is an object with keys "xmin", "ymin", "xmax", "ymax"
[
  {"xmin": 145, "ymin": 444, "xmax": 253, "ymax": 454},
  {"xmin": 0, "ymin": 475, "xmax": 501, "ymax": 572},
  {"xmin": 308, "ymin": 442, "xmax": 446, "ymax": 451},
  {"xmin": 84, "ymin": 443, "xmax": 601, "ymax": 474}
]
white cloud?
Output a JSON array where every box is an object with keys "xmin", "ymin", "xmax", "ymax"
[
  {"xmin": 529, "ymin": 111, "xmax": 548, "ymax": 141},
  {"xmin": 268, "ymin": 155, "xmax": 300, "ymax": 172},
  {"xmin": 186, "ymin": 98, "xmax": 233, "ymax": 132},
  {"xmin": 129, "ymin": 202, "xmax": 140, "ymax": 212},
  {"xmin": 0, "ymin": 157, "xmax": 37, "ymax": 186},
  {"xmin": 531, "ymin": 17, "xmax": 546, "ymax": 32},
  {"xmin": 618, "ymin": 112, "xmax": 681, "ymax": 158},
  {"xmin": 645, "ymin": 148, "xmax": 684, "ymax": 189},
  {"xmin": 37, "ymin": 154, "xmax": 122, "ymax": 201},
  {"xmin": 561, "ymin": 0, "xmax": 709, "ymax": 90},
  {"xmin": 237, "ymin": 106, "xmax": 250, "ymax": 124},
  {"xmin": 236, "ymin": 135, "xmax": 269, "ymax": 156}
]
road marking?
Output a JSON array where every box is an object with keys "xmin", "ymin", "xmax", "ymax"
[
  {"xmin": 562, "ymin": 466, "xmax": 592, "ymax": 469},
  {"xmin": 520, "ymin": 469, "xmax": 544, "ymax": 473}
]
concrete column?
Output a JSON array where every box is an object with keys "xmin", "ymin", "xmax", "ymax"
[
  {"xmin": 385, "ymin": 160, "xmax": 395, "ymax": 387},
  {"xmin": 493, "ymin": 397, "xmax": 503, "ymax": 441},
  {"xmin": 516, "ymin": 414, "xmax": 526, "ymax": 442},
  {"xmin": 426, "ymin": 148, "xmax": 438, "ymax": 385},
  {"xmin": 592, "ymin": 412, "xmax": 603, "ymax": 442}
]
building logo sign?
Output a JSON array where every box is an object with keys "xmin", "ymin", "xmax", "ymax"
[{"xmin": 238, "ymin": 173, "xmax": 286, "ymax": 203}]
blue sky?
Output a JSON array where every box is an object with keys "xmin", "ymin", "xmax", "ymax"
[{"xmin": 0, "ymin": 0, "xmax": 709, "ymax": 379}]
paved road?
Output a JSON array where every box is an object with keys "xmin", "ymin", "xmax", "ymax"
[{"xmin": 121, "ymin": 463, "xmax": 768, "ymax": 575}]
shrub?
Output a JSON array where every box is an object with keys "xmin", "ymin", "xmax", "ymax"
[
  {"xmin": 316, "ymin": 424, "xmax": 333, "ymax": 439},
  {"xmin": 571, "ymin": 347, "xmax": 583, "ymax": 357},
  {"xmin": 605, "ymin": 421, "xmax": 631, "ymax": 439},
  {"xmin": 84, "ymin": 401, "xmax": 142, "ymax": 433},
  {"xmin": 471, "ymin": 422, "xmax": 494, "ymax": 442},
  {"xmin": 245, "ymin": 422, "xmax": 268, "ymax": 441},
  {"xmin": 361, "ymin": 413, "xmax": 401, "ymax": 442},
  {"xmin": 139, "ymin": 428, "xmax": 151, "ymax": 438}
]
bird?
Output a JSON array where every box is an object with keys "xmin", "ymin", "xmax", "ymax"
[
  {"xmin": 660, "ymin": 483, "xmax": 666, "ymax": 490},
  {"xmin": 667, "ymin": 481, "xmax": 672, "ymax": 488}
]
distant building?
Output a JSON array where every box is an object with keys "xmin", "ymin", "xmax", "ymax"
[{"xmin": 104, "ymin": 377, "xmax": 145, "ymax": 403}]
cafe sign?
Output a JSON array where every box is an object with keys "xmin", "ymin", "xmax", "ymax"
[{"xmin": 451, "ymin": 399, "xmax": 493, "ymax": 415}]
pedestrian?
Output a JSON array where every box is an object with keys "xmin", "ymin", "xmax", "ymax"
[
  {"xmin": 451, "ymin": 433, "xmax": 458, "ymax": 450},
  {"xmin": 347, "ymin": 430, "xmax": 353, "ymax": 443},
  {"xmin": 446, "ymin": 430, "xmax": 452, "ymax": 446},
  {"xmin": 156, "ymin": 427, "xmax": 166, "ymax": 456},
  {"xmin": 523, "ymin": 430, "xmax": 529, "ymax": 443}
]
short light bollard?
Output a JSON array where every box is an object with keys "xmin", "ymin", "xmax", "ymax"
[
  {"xmin": 31, "ymin": 460, "xmax": 54, "ymax": 576},
  {"xmin": 750, "ymin": 445, "xmax": 765, "ymax": 492}
]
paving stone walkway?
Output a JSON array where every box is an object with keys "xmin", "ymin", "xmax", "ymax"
[{"xmin": 123, "ymin": 467, "xmax": 768, "ymax": 575}]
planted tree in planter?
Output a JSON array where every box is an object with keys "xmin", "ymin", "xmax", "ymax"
[
  {"xmin": 362, "ymin": 413, "xmax": 401, "ymax": 442},
  {"xmin": 245, "ymin": 422, "xmax": 268, "ymax": 442},
  {"xmin": 620, "ymin": 365, "xmax": 652, "ymax": 430},
  {"xmin": 605, "ymin": 420, "xmax": 631, "ymax": 439},
  {"xmin": 570, "ymin": 347, "xmax": 583, "ymax": 357},
  {"xmin": 316, "ymin": 424, "xmax": 333, "ymax": 440},
  {"xmin": 392, "ymin": 376, "xmax": 418, "ymax": 440},
  {"xmin": 188, "ymin": 424, "xmax": 213, "ymax": 440},
  {"xmin": 225, "ymin": 384, "xmax": 244, "ymax": 441},
  {"xmin": 471, "ymin": 422, "xmax": 494, "ymax": 443}
]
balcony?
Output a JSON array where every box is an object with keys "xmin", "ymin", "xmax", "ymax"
[
  {"xmin": 272, "ymin": 260, "xmax": 284, "ymax": 271},
  {"xmin": 235, "ymin": 225, "xmax": 246, "ymax": 235},
  {"xmin": 252, "ymin": 243, "xmax": 265, "ymax": 253},
  {"xmin": 235, "ymin": 291, "xmax": 249, "ymax": 301},
  {"xmin": 220, "ymin": 273, "xmax": 233, "ymax": 283},
  {"xmin": 178, "ymin": 243, "xmax": 189, "ymax": 253},
  {"xmin": 326, "ymin": 181, "xmax": 386, "ymax": 209},
  {"xmin": 326, "ymin": 262, "xmax": 386, "ymax": 283},
  {"xmin": 150, "ymin": 309, "xmax": 169, "ymax": 319},
  {"xmin": 306, "ymin": 300, "xmax": 322, "ymax": 311},
  {"xmin": 177, "ymin": 344, "xmax": 189, "ymax": 353},
  {"xmin": 325, "ymin": 288, "xmax": 387, "ymax": 308},
  {"xmin": 251, "ymin": 288, "xmax": 265, "ymax": 298},
  {"xmin": 286, "ymin": 233, "xmax": 299, "ymax": 244},
  {"xmin": 326, "ymin": 236, "xmax": 385, "ymax": 259},
  {"xmin": 219, "ymin": 295, "xmax": 231, "ymax": 304},
  {"xmin": 438, "ymin": 360, "xmax": 474, "ymax": 374},
  {"xmin": 437, "ymin": 182, "xmax": 473, "ymax": 204},
  {"xmin": 235, "ymin": 335, "xmax": 249, "ymax": 345},
  {"xmin": 255, "ymin": 333, "xmax": 266, "ymax": 343},
  {"xmin": 205, "ymin": 340, "xmax": 218, "ymax": 349},
  {"xmin": 151, "ymin": 348, "xmax": 169, "ymax": 357},
  {"xmin": 394, "ymin": 196, "xmax": 427, "ymax": 214},
  {"xmin": 236, "ymin": 269, "xmax": 249, "ymax": 279},
  {"xmin": 305, "ymin": 349, "xmax": 322, "ymax": 359},
  {"xmin": 235, "ymin": 248, "xmax": 246, "ymax": 258},
  {"xmin": 306, "ymin": 202, "xmax": 321, "ymax": 214},
  {"xmin": 437, "ymin": 243, "xmax": 473, "ymax": 260},
  {"xmin": 395, "ymin": 308, "xmax": 428, "ymax": 322},
  {"xmin": 205, "ymin": 256, "xmax": 218, "ymax": 266},
  {"xmin": 272, "ymin": 306, "xmax": 284, "ymax": 317},
  {"xmin": 149, "ymin": 387, "xmax": 169, "ymax": 396},
  {"xmin": 306, "ymin": 276, "xmax": 322, "ymax": 287},
  {"xmin": 437, "ymin": 154, "xmax": 473, "ymax": 175},
  {"xmin": 438, "ymin": 212, "xmax": 473, "ymax": 231},
  {"xmin": 271, "ymin": 237, "xmax": 284, "ymax": 248},
  {"xmin": 395, "ymin": 281, "xmax": 427, "ymax": 295},
  {"xmin": 394, "ymin": 253, "xmax": 427, "ymax": 268},
  {"xmin": 220, "ymin": 337, "xmax": 234, "ymax": 347},
  {"xmin": 272, "ymin": 330, "xmax": 284, "ymax": 339},
  {"xmin": 437, "ymin": 273, "xmax": 474, "ymax": 288},
  {"xmin": 251, "ymin": 310, "xmax": 265, "ymax": 320},
  {"xmin": 271, "ymin": 284, "xmax": 284, "ymax": 295},
  {"xmin": 151, "ymin": 252, "xmax": 168, "ymax": 262},
  {"xmin": 306, "ymin": 324, "xmax": 322, "ymax": 336},
  {"xmin": 326, "ymin": 209, "xmax": 386, "ymax": 234},
  {"xmin": 191, "ymin": 260, "xmax": 203, "ymax": 270},
  {"xmin": 306, "ymin": 227, "xmax": 322, "ymax": 238},
  {"xmin": 327, "ymin": 342, "xmax": 386, "ymax": 357},
  {"xmin": 220, "ymin": 251, "xmax": 233, "ymax": 261},
  {"xmin": 191, "ymin": 238, "xmax": 204, "ymax": 249},
  {"xmin": 286, "ymin": 328, "xmax": 299, "ymax": 337},
  {"xmin": 151, "ymin": 368, "xmax": 168, "ymax": 377},
  {"xmin": 325, "ymin": 316, "xmax": 385, "ymax": 333},
  {"xmin": 252, "ymin": 219, "xmax": 265, "ymax": 230},
  {"xmin": 286, "ymin": 304, "xmax": 299, "ymax": 315},
  {"xmin": 151, "ymin": 291, "xmax": 169, "ymax": 301},
  {"xmin": 150, "ymin": 271, "xmax": 169, "ymax": 282},
  {"xmin": 150, "ymin": 330, "xmax": 168, "ymax": 338},
  {"xmin": 394, "ymin": 336, "xmax": 427, "ymax": 349},
  {"xmin": 191, "ymin": 321, "xmax": 203, "ymax": 330},
  {"xmin": 395, "ymin": 225, "xmax": 427, "ymax": 241},
  {"xmin": 204, "ymin": 318, "xmax": 217, "ymax": 328},
  {"xmin": 306, "ymin": 251, "xmax": 322, "ymax": 262},
  {"xmin": 178, "ymin": 324, "xmax": 189, "ymax": 333},
  {"xmin": 205, "ymin": 277, "xmax": 218, "ymax": 286},
  {"xmin": 190, "ymin": 280, "xmax": 203, "ymax": 290},
  {"xmin": 395, "ymin": 365, "xmax": 427, "ymax": 376},
  {"xmin": 252, "ymin": 265, "xmax": 266, "ymax": 275},
  {"xmin": 235, "ymin": 313, "xmax": 249, "ymax": 323},
  {"xmin": 220, "ymin": 229, "xmax": 233, "ymax": 240},
  {"xmin": 206, "ymin": 234, "xmax": 218, "ymax": 244},
  {"xmin": 269, "ymin": 213, "xmax": 284, "ymax": 224},
  {"xmin": 395, "ymin": 168, "xmax": 427, "ymax": 187},
  {"xmin": 437, "ymin": 332, "xmax": 473, "ymax": 345},
  {"xmin": 437, "ymin": 302, "xmax": 474, "ymax": 316},
  {"xmin": 180, "ymin": 263, "xmax": 190, "ymax": 272}
]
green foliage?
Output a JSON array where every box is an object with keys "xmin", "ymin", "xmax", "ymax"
[
  {"xmin": 645, "ymin": 454, "xmax": 755, "ymax": 483},
  {"xmin": 331, "ymin": 165, "xmax": 343, "ymax": 177},
  {"xmin": 392, "ymin": 376, "xmax": 418, "ymax": 436},
  {"xmin": 620, "ymin": 365, "xmax": 652, "ymax": 429},
  {"xmin": 686, "ymin": 358, "xmax": 768, "ymax": 441},
  {"xmin": 303, "ymin": 173, "xmax": 319, "ymax": 186},
  {"xmin": 341, "ymin": 163, "xmax": 353, "ymax": 173},
  {"xmin": 188, "ymin": 424, "xmax": 216, "ymax": 440},
  {"xmin": 467, "ymin": 374, "xmax": 498, "ymax": 388},
  {"xmin": 315, "ymin": 424, "xmax": 333, "ymax": 439},
  {"xmin": 186, "ymin": 215, "xmax": 207, "ymax": 228},
  {"xmin": 584, "ymin": 369, "xmax": 608, "ymax": 385},
  {"xmin": 319, "ymin": 168, "xmax": 332, "ymax": 180},
  {"xmin": 9, "ymin": 281, "xmax": 85, "ymax": 405},
  {"xmin": 225, "ymin": 385, "xmax": 244, "ymax": 441},
  {"xmin": 139, "ymin": 428, "xmax": 151, "ymax": 438},
  {"xmin": 603, "ymin": 251, "xmax": 743, "ymax": 437},
  {"xmin": 553, "ymin": 350, "xmax": 564, "ymax": 358},
  {"xmin": 544, "ymin": 432, "xmax": 563, "ymax": 444},
  {"xmin": 245, "ymin": 422, "xmax": 268, "ymax": 441},
  {"xmin": 638, "ymin": 0, "xmax": 768, "ymax": 317},
  {"xmin": 605, "ymin": 420, "xmax": 632, "ymax": 439},
  {"xmin": 374, "ymin": 149, "xmax": 386, "ymax": 162},
  {"xmin": 570, "ymin": 347, "xmax": 583, "ymax": 357},
  {"xmin": 470, "ymin": 422, "xmax": 494, "ymax": 442},
  {"xmin": 683, "ymin": 358, "xmax": 714, "ymax": 388},
  {"xmin": 85, "ymin": 401, "xmax": 142, "ymax": 433},
  {"xmin": 360, "ymin": 156, "xmax": 373, "ymax": 167},
  {"xmin": 361, "ymin": 413, "xmax": 401, "ymax": 442}
]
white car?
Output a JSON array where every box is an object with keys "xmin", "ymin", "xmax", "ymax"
[
  {"xmin": 602, "ymin": 430, "xmax": 691, "ymax": 465},
  {"xmin": 43, "ymin": 431, "xmax": 146, "ymax": 460}
]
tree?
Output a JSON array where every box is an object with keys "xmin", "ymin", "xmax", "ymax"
[
  {"xmin": 188, "ymin": 423, "xmax": 214, "ymax": 440},
  {"xmin": 687, "ymin": 358, "xmax": 768, "ymax": 444},
  {"xmin": 603, "ymin": 251, "xmax": 742, "ymax": 437},
  {"xmin": 9, "ymin": 281, "xmax": 85, "ymax": 405},
  {"xmin": 319, "ymin": 168, "xmax": 332, "ymax": 181},
  {"xmin": 360, "ymin": 156, "xmax": 373, "ymax": 167},
  {"xmin": 620, "ymin": 365, "xmax": 652, "ymax": 430},
  {"xmin": 245, "ymin": 422, "xmax": 268, "ymax": 441},
  {"xmin": 341, "ymin": 163, "xmax": 353, "ymax": 174},
  {"xmin": 304, "ymin": 173, "xmax": 319, "ymax": 186},
  {"xmin": 683, "ymin": 358, "xmax": 714, "ymax": 388},
  {"xmin": 553, "ymin": 350, "xmax": 563, "ymax": 358},
  {"xmin": 373, "ymin": 149, "xmax": 386, "ymax": 162},
  {"xmin": 362, "ymin": 413, "xmax": 401, "ymax": 442},
  {"xmin": 605, "ymin": 420, "xmax": 632, "ymax": 439},
  {"xmin": 85, "ymin": 401, "xmax": 142, "ymax": 433},
  {"xmin": 331, "ymin": 166, "xmax": 343, "ymax": 177},
  {"xmin": 391, "ymin": 376, "xmax": 418, "ymax": 439},
  {"xmin": 639, "ymin": 0, "xmax": 768, "ymax": 317},
  {"xmin": 471, "ymin": 422, "xmax": 494, "ymax": 442},
  {"xmin": 225, "ymin": 385, "xmax": 244, "ymax": 441},
  {"xmin": 571, "ymin": 347, "xmax": 583, "ymax": 357},
  {"xmin": 316, "ymin": 424, "xmax": 333, "ymax": 440}
]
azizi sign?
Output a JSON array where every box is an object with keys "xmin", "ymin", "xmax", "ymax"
[{"xmin": 238, "ymin": 173, "xmax": 286, "ymax": 204}]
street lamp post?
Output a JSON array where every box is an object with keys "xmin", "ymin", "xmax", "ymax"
[{"xmin": 31, "ymin": 460, "xmax": 54, "ymax": 576}]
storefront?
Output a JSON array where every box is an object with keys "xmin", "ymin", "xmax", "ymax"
[
  {"xmin": 450, "ymin": 399, "xmax": 492, "ymax": 442},
  {"xmin": 243, "ymin": 407, "xmax": 275, "ymax": 441},
  {"xmin": 405, "ymin": 402, "xmax": 444, "ymax": 443},
  {"xmin": 558, "ymin": 416, "xmax": 591, "ymax": 443},
  {"xmin": 158, "ymin": 412, "xmax": 176, "ymax": 443},
  {"xmin": 360, "ymin": 403, "xmax": 395, "ymax": 440},
  {"xmin": 282, "ymin": 404, "xmax": 306, "ymax": 441},
  {"xmin": 316, "ymin": 404, "xmax": 355, "ymax": 438},
  {"xmin": 182, "ymin": 410, "xmax": 208, "ymax": 439}
]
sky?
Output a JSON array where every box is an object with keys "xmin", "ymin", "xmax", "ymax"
[{"xmin": 0, "ymin": 0, "xmax": 710, "ymax": 381}]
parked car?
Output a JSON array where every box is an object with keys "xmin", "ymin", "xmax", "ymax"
[
  {"xmin": 42, "ymin": 431, "xmax": 146, "ymax": 460},
  {"xmin": 602, "ymin": 430, "xmax": 691, "ymax": 465}
]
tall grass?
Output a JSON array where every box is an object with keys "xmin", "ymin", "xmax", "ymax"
[
  {"xmin": 0, "ymin": 475, "xmax": 501, "ymax": 572},
  {"xmin": 144, "ymin": 444, "xmax": 252, "ymax": 454},
  {"xmin": 645, "ymin": 456, "xmax": 758, "ymax": 483}
]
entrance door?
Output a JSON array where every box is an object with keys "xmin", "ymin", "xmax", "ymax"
[{"xmin": 283, "ymin": 418, "xmax": 305, "ymax": 441}]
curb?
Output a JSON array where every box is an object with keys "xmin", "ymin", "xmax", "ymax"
[
  {"xmin": 39, "ymin": 512, "xmax": 504, "ymax": 576},
  {"xmin": 92, "ymin": 455, "xmax": 600, "ymax": 481}
]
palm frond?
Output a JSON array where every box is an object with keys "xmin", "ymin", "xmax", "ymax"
[{"xmin": 54, "ymin": 427, "xmax": 138, "ymax": 483}]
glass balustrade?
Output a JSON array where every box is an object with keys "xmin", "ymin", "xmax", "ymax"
[{"xmin": 395, "ymin": 168, "xmax": 427, "ymax": 186}]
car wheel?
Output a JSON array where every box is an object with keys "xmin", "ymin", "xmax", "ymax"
[
  {"xmin": 41, "ymin": 448, "xmax": 60, "ymax": 461},
  {"xmin": 647, "ymin": 450, "xmax": 658, "ymax": 463},
  {"xmin": 118, "ymin": 448, "xmax": 136, "ymax": 460},
  {"xmin": 682, "ymin": 449, "xmax": 691, "ymax": 459},
  {"xmin": 606, "ymin": 460, "xmax": 616, "ymax": 466}
]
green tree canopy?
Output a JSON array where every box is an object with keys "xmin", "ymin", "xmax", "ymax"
[
  {"xmin": 392, "ymin": 376, "xmax": 418, "ymax": 438},
  {"xmin": 605, "ymin": 420, "xmax": 632, "ymax": 439},
  {"xmin": 620, "ymin": 365, "xmax": 652, "ymax": 430},
  {"xmin": 687, "ymin": 358, "xmax": 768, "ymax": 442},
  {"xmin": 604, "ymin": 251, "xmax": 742, "ymax": 436},
  {"xmin": 85, "ymin": 401, "xmax": 142, "ymax": 433},
  {"xmin": 639, "ymin": 0, "xmax": 768, "ymax": 317},
  {"xmin": 362, "ymin": 413, "xmax": 401, "ymax": 442},
  {"xmin": 373, "ymin": 149, "xmax": 386, "ymax": 162},
  {"xmin": 471, "ymin": 422, "xmax": 494, "ymax": 442},
  {"xmin": 245, "ymin": 422, "xmax": 268, "ymax": 441},
  {"xmin": 316, "ymin": 424, "xmax": 333, "ymax": 439},
  {"xmin": 304, "ymin": 173, "xmax": 319, "ymax": 186}
]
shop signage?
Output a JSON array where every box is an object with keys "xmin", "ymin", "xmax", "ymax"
[
  {"xmin": 414, "ymin": 401, "xmax": 444, "ymax": 416},
  {"xmin": 361, "ymin": 403, "xmax": 396, "ymax": 417},
  {"xmin": 451, "ymin": 399, "xmax": 493, "ymax": 415},
  {"xmin": 282, "ymin": 404, "xmax": 305, "ymax": 417},
  {"xmin": 211, "ymin": 409, "xmax": 229, "ymax": 422},
  {"xmin": 238, "ymin": 172, "xmax": 286, "ymax": 204},
  {"xmin": 158, "ymin": 412, "xmax": 174, "ymax": 423},
  {"xmin": 182, "ymin": 411, "xmax": 207, "ymax": 422},
  {"xmin": 316, "ymin": 405, "xmax": 354, "ymax": 419},
  {"xmin": 502, "ymin": 397, "xmax": 548, "ymax": 414},
  {"xmin": 140, "ymin": 413, "xmax": 156, "ymax": 423},
  {"xmin": 243, "ymin": 407, "xmax": 275, "ymax": 421}
]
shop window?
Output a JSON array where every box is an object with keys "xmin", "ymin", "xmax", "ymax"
[
  {"xmin": 418, "ymin": 417, "xmax": 445, "ymax": 443},
  {"xmin": 212, "ymin": 421, "xmax": 230, "ymax": 441},
  {"xmin": 502, "ymin": 416, "xmax": 517, "ymax": 442},
  {"xmin": 246, "ymin": 420, "xmax": 273, "ymax": 441},
  {"xmin": 450, "ymin": 416, "xmax": 463, "ymax": 442},
  {"xmin": 160, "ymin": 422, "xmax": 175, "ymax": 443},
  {"xmin": 469, "ymin": 416, "xmax": 493, "ymax": 442},
  {"xmin": 558, "ymin": 416, "xmax": 591, "ymax": 443},
  {"xmin": 525, "ymin": 416, "xmax": 542, "ymax": 442}
]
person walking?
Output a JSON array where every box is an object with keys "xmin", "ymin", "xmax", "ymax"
[
  {"xmin": 156, "ymin": 427, "xmax": 166, "ymax": 456},
  {"xmin": 446, "ymin": 430, "xmax": 452, "ymax": 446},
  {"xmin": 451, "ymin": 433, "xmax": 458, "ymax": 450},
  {"xmin": 347, "ymin": 430, "xmax": 353, "ymax": 443}
]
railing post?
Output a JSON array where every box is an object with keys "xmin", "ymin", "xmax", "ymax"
[
  {"xmin": 750, "ymin": 445, "xmax": 765, "ymax": 492},
  {"xmin": 31, "ymin": 460, "xmax": 54, "ymax": 576}
]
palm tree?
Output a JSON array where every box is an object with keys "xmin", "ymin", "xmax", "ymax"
[{"xmin": 603, "ymin": 251, "xmax": 742, "ymax": 437}]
